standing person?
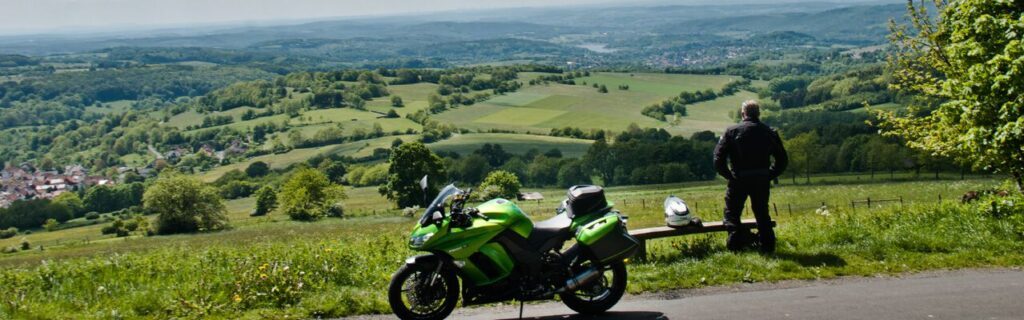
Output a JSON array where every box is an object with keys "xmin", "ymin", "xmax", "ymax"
[{"xmin": 713, "ymin": 100, "xmax": 787, "ymax": 253}]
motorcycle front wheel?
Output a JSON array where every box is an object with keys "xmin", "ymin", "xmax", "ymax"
[
  {"xmin": 388, "ymin": 261, "xmax": 460, "ymax": 320},
  {"xmin": 559, "ymin": 259, "xmax": 627, "ymax": 315}
]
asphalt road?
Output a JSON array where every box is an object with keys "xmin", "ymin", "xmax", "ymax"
[{"xmin": 439, "ymin": 269, "xmax": 1024, "ymax": 320}]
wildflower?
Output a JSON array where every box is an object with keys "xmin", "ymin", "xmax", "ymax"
[
  {"xmin": 260, "ymin": 273, "xmax": 268, "ymax": 280},
  {"xmin": 233, "ymin": 294, "xmax": 242, "ymax": 303}
]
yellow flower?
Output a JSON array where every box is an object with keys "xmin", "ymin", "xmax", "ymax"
[
  {"xmin": 260, "ymin": 273, "xmax": 268, "ymax": 280},
  {"xmin": 233, "ymin": 294, "xmax": 242, "ymax": 303}
]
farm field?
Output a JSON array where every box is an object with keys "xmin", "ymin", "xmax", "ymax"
[
  {"xmin": 2, "ymin": 176, "xmax": 1019, "ymax": 319},
  {"xmin": 426, "ymin": 133, "xmax": 594, "ymax": 158},
  {"xmin": 434, "ymin": 73, "xmax": 748, "ymax": 136},
  {"xmin": 198, "ymin": 134, "xmax": 419, "ymax": 182}
]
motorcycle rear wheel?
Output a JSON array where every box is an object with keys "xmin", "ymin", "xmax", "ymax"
[{"xmin": 559, "ymin": 259, "xmax": 627, "ymax": 315}]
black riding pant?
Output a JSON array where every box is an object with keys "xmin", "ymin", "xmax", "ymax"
[{"xmin": 723, "ymin": 178, "xmax": 775, "ymax": 250}]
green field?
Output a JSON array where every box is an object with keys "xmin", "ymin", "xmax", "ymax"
[
  {"xmin": 427, "ymin": 133, "xmax": 594, "ymax": 157},
  {"xmin": 434, "ymin": 73, "xmax": 748, "ymax": 136}
]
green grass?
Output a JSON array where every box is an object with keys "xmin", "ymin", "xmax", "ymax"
[
  {"xmin": 434, "ymin": 73, "xmax": 749, "ymax": 136},
  {"xmin": 576, "ymin": 72, "xmax": 739, "ymax": 96},
  {"xmin": 427, "ymin": 133, "xmax": 594, "ymax": 158},
  {"xmin": 165, "ymin": 107, "xmax": 267, "ymax": 129},
  {"xmin": 198, "ymin": 135, "xmax": 418, "ymax": 182},
  {"xmin": 1, "ymin": 178, "xmax": 1020, "ymax": 319},
  {"xmin": 84, "ymin": 100, "xmax": 134, "ymax": 115}
]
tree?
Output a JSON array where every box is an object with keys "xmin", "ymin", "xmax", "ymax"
[
  {"xmin": 583, "ymin": 139, "xmax": 615, "ymax": 185},
  {"xmin": 144, "ymin": 172, "xmax": 228, "ymax": 235},
  {"xmin": 84, "ymin": 186, "xmax": 119, "ymax": 213},
  {"xmin": 319, "ymin": 159, "xmax": 348, "ymax": 184},
  {"xmin": 379, "ymin": 142, "xmax": 447, "ymax": 208},
  {"xmin": 52, "ymin": 192, "xmax": 85, "ymax": 218},
  {"xmin": 252, "ymin": 186, "xmax": 278, "ymax": 216},
  {"xmin": 245, "ymin": 161, "xmax": 270, "ymax": 177},
  {"xmin": 598, "ymin": 84, "xmax": 608, "ymax": 93},
  {"xmin": 391, "ymin": 95, "xmax": 404, "ymax": 107},
  {"xmin": 43, "ymin": 218, "xmax": 58, "ymax": 232},
  {"xmin": 557, "ymin": 160, "xmax": 592, "ymax": 188},
  {"xmin": 479, "ymin": 170, "xmax": 522, "ymax": 200},
  {"xmin": 278, "ymin": 168, "xmax": 345, "ymax": 221},
  {"xmin": 880, "ymin": 0, "xmax": 1024, "ymax": 194},
  {"xmin": 785, "ymin": 131, "xmax": 821, "ymax": 184}
]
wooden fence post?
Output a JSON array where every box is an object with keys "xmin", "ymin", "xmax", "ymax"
[
  {"xmin": 772, "ymin": 202, "xmax": 779, "ymax": 216},
  {"xmin": 867, "ymin": 197, "xmax": 871, "ymax": 208},
  {"xmin": 788, "ymin": 204, "xmax": 793, "ymax": 215},
  {"xmin": 642, "ymin": 199, "xmax": 646, "ymax": 209}
]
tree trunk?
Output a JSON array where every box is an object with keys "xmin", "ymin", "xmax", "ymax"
[
  {"xmin": 792, "ymin": 171, "xmax": 797, "ymax": 185},
  {"xmin": 805, "ymin": 167, "xmax": 810, "ymax": 184}
]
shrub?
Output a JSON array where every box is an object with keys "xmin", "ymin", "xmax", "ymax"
[
  {"xmin": 85, "ymin": 212, "xmax": 100, "ymax": 220},
  {"xmin": 1, "ymin": 246, "xmax": 16, "ymax": 254},
  {"xmin": 144, "ymin": 172, "xmax": 228, "ymax": 235},
  {"xmin": 279, "ymin": 168, "xmax": 346, "ymax": 221},
  {"xmin": 252, "ymin": 186, "xmax": 277, "ymax": 217},
  {"xmin": 479, "ymin": 170, "xmax": 522, "ymax": 200},
  {"xmin": 43, "ymin": 218, "xmax": 59, "ymax": 232},
  {"xmin": 20, "ymin": 238, "xmax": 30, "ymax": 251},
  {"xmin": 0, "ymin": 227, "xmax": 17, "ymax": 239}
]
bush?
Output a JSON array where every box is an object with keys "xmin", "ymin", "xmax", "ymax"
[
  {"xmin": 20, "ymin": 238, "xmax": 30, "ymax": 251},
  {"xmin": 279, "ymin": 168, "xmax": 346, "ymax": 221},
  {"xmin": 43, "ymin": 218, "xmax": 59, "ymax": 232},
  {"xmin": 479, "ymin": 170, "xmax": 522, "ymax": 200},
  {"xmin": 144, "ymin": 172, "xmax": 228, "ymax": 235},
  {"xmin": 1, "ymin": 246, "xmax": 16, "ymax": 254},
  {"xmin": 85, "ymin": 212, "xmax": 100, "ymax": 220},
  {"xmin": 0, "ymin": 227, "xmax": 17, "ymax": 239}
]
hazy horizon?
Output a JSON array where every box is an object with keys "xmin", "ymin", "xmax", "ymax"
[{"xmin": 0, "ymin": 0, "xmax": 895, "ymax": 36}]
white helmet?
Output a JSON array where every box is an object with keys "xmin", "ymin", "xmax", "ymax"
[{"xmin": 664, "ymin": 195, "xmax": 699, "ymax": 227}]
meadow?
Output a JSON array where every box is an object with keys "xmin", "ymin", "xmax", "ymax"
[
  {"xmin": 434, "ymin": 73, "xmax": 748, "ymax": 136},
  {"xmin": 2, "ymin": 176, "xmax": 1020, "ymax": 319}
]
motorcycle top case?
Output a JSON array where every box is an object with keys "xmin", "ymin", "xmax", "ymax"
[
  {"xmin": 566, "ymin": 185, "xmax": 609, "ymax": 218},
  {"xmin": 576, "ymin": 213, "xmax": 640, "ymax": 264}
]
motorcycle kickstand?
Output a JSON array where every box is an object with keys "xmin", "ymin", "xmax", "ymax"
[{"xmin": 518, "ymin": 300, "xmax": 524, "ymax": 319}]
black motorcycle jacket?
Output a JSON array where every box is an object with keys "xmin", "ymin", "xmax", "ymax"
[{"xmin": 713, "ymin": 118, "xmax": 788, "ymax": 180}]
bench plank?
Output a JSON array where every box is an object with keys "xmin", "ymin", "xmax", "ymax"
[
  {"xmin": 629, "ymin": 219, "xmax": 773, "ymax": 240},
  {"xmin": 628, "ymin": 219, "xmax": 775, "ymax": 260}
]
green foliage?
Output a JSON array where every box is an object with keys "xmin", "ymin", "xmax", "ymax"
[
  {"xmin": 345, "ymin": 163, "xmax": 390, "ymax": 187},
  {"xmin": 880, "ymin": 0, "xmax": 1024, "ymax": 194},
  {"xmin": 245, "ymin": 161, "xmax": 270, "ymax": 177},
  {"xmin": 0, "ymin": 227, "xmax": 17, "ymax": 239},
  {"xmin": 84, "ymin": 212, "xmax": 100, "ymax": 220},
  {"xmin": 478, "ymin": 170, "xmax": 522, "ymax": 200},
  {"xmin": 318, "ymin": 159, "xmax": 347, "ymax": 184},
  {"xmin": 379, "ymin": 142, "xmax": 446, "ymax": 208},
  {"xmin": 42, "ymin": 219, "xmax": 58, "ymax": 232},
  {"xmin": 144, "ymin": 173, "xmax": 228, "ymax": 235},
  {"xmin": 557, "ymin": 160, "xmax": 592, "ymax": 188},
  {"xmin": 253, "ymin": 186, "xmax": 278, "ymax": 217},
  {"xmin": 0, "ymin": 199, "xmax": 73, "ymax": 230},
  {"xmin": 219, "ymin": 180, "xmax": 260, "ymax": 200},
  {"xmin": 278, "ymin": 168, "xmax": 346, "ymax": 221}
]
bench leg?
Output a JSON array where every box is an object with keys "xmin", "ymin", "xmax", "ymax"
[{"xmin": 636, "ymin": 239, "xmax": 647, "ymax": 262}]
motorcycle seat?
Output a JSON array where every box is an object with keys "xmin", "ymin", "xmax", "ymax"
[{"xmin": 529, "ymin": 212, "xmax": 572, "ymax": 251}]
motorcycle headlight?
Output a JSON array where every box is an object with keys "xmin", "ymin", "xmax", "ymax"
[{"xmin": 409, "ymin": 232, "xmax": 434, "ymax": 247}]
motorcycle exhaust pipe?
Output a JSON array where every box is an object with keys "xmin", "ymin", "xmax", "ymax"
[{"xmin": 556, "ymin": 267, "xmax": 601, "ymax": 293}]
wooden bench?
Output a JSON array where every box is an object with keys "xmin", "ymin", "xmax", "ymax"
[{"xmin": 629, "ymin": 218, "xmax": 774, "ymax": 260}]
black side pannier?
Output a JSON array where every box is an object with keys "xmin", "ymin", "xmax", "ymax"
[{"xmin": 566, "ymin": 185, "xmax": 609, "ymax": 218}]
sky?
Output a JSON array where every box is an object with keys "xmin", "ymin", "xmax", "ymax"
[{"xmin": 0, "ymin": 0, "xmax": 623, "ymax": 35}]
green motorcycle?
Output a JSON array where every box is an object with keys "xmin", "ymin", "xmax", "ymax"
[{"xmin": 388, "ymin": 183, "xmax": 640, "ymax": 320}]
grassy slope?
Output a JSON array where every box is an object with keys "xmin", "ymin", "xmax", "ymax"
[
  {"xmin": 2, "ymin": 178, "xmax": 1020, "ymax": 319},
  {"xmin": 434, "ymin": 73, "xmax": 745, "ymax": 136},
  {"xmin": 427, "ymin": 133, "xmax": 594, "ymax": 158}
]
